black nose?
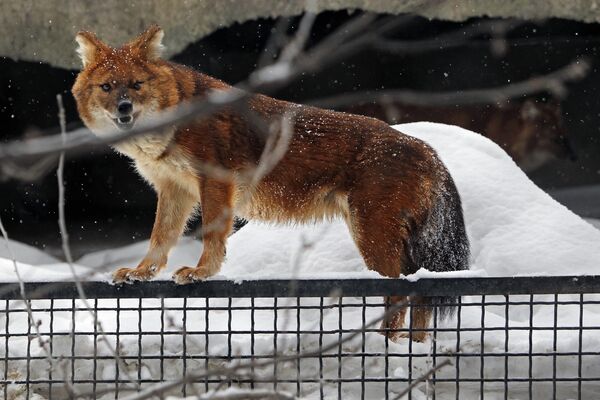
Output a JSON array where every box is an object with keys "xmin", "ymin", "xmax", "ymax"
[{"xmin": 117, "ymin": 100, "xmax": 133, "ymax": 115}]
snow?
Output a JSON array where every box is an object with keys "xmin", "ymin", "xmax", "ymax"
[
  {"xmin": 0, "ymin": 237, "xmax": 96, "ymax": 282},
  {"xmin": 2, "ymin": 122, "xmax": 600, "ymax": 399},
  {"xmin": 0, "ymin": 238, "xmax": 59, "ymax": 266}
]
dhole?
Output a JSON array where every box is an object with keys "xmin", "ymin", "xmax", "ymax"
[{"xmin": 72, "ymin": 26, "xmax": 469, "ymax": 342}]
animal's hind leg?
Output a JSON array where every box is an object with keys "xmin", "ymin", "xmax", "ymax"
[
  {"xmin": 345, "ymin": 196, "xmax": 408, "ymax": 279},
  {"xmin": 380, "ymin": 296, "xmax": 432, "ymax": 343},
  {"xmin": 381, "ymin": 296, "xmax": 408, "ymax": 341},
  {"xmin": 344, "ymin": 194, "xmax": 415, "ymax": 342},
  {"xmin": 394, "ymin": 296, "xmax": 432, "ymax": 343},
  {"xmin": 378, "ymin": 295, "xmax": 433, "ymax": 343}
]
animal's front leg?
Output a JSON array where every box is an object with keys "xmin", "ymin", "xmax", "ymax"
[
  {"xmin": 113, "ymin": 180, "xmax": 198, "ymax": 283},
  {"xmin": 173, "ymin": 179, "xmax": 234, "ymax": 284}
]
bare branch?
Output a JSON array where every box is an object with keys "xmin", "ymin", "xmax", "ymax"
[
  {"xmin": 0, "ymin": 215, "xmax": 76, "ymax": 395},
  {"xmin": 55, "ymin": 94, "xmax": 137, "ymax": 389},
  {"xmin": 0, "ymin": 87, "xmax": 247, "ymax": 164},
  {"xmin": 278, "ymin": 1, "xmax": 318, "ymax": 63},
  {"xmin": 0, "ymin": 13, "xmax": 582, "ymax": 186},
  {"xmin": 0, "ymin": 13, "xmax": 389, "ymax": 184},
  {"xmin": 249, "ymin": 111, "xmax": 295, "ymax": 186},
  {"xmin": 309, "ymin": 57, "xmax": 590, "ymax": 108},
  {"xmin": 373, "ymin": 19, "xmax": 522, "ymax": 55},
  {"xmin": 0, "ymin": 155, "xmax": 59, "ymax": 182},
  {"xmin": 56, "ymin": 94, "xmax": 73, "ymax": 266},
  {"xmin": 257, "ymin": 16, "xmax": 295, "ymax": 69}
]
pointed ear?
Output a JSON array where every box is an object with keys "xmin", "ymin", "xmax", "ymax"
[
  {"xmin": 75, "ymin": 31, "xmax": 109, "ymax": 68},
  {"xmin": 129, "ymin": 25, "xmax": 165, "ymax": 60}
]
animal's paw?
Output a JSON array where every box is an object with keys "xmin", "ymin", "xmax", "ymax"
[
  {"xmin": 112, "ymin": 264, "xmax": 159, "ymax": 284},
  {"xmin": 172, "ymin": 266, "xmax": 212, "ymax": 285}
]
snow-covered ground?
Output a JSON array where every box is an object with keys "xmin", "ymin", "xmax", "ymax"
[{"xmin": 2, "ymin": 122, "xmax": 600, "ymax": 399}]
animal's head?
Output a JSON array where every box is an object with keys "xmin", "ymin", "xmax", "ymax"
[
  {"xmin": 517, "ymin": 99, "xmax": 576, "ymax": 171},
  {"xmin": 72, "ymin": 25, "xmax": 178, "ymax": 134}
]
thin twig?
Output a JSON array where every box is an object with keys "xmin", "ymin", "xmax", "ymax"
[
  {"xmin": 278, "ymin": 1, "xmax": 318, "ymax": 63},
  {"xmin": 0, "ymin": 156, "xmax": 59, "ymax": 182},
  {"xmin": 56, "ymin": 94, "xmax": 137, "ymax": 388},
  {"xmin": 309, "ymin": 57, "xmax": 590, "ymax": 108},
  {"xmin": 257, "ymin": 16, "xmax": 295, "ymax": 69},
  {"xmin": 373, "ymin": 19, "xmax": 521, "ymax": 54},
  {"xmin": 56, "ymin": 94, "xmax": 73, "ymax": 266},
  {"xmin": 0, "ymin": 215, "xmax": 75, "ymax": 395}
]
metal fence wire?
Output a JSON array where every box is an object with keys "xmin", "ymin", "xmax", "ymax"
[{"xmin": 1, "ymin": 276, "xmax": 600, "ymax": 400}]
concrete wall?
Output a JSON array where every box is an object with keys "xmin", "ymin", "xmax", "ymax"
[{"xmin": 2, "ymin": 0, "xmax": 600, "ymax": 69}]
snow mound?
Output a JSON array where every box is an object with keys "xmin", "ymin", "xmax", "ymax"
[
  {"xmin": 398, "ymin": 122, "xmax": 600, "ymax": 277},
  {"xmin": 0, "ymin": 238, "xmax": 59, "ymax": 266},
  {"xmin": 0, "ymin": 237, "xmax": 97, "ymax": 282}
]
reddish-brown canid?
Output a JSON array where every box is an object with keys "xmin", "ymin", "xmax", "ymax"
[{"xmin": 72, "ymin": 26, "xmax": 469, "ymax": 342}]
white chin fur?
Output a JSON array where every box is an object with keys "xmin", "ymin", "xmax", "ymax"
[
  {"xmin": 88, "ymin": 104, "xmax": 160, "ymax": 136},
  {"xmin": 87, "ymin": 110, "xmax": 135, "ymax": 135}
]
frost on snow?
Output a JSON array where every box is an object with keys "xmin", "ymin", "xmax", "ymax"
[{"xmin": 2, "ymin": 122, "xmax": 600, "ymax": 399}]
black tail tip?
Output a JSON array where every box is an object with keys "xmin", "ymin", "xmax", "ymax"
[{"xmin": 430, "ymin": 296, "xmax": 460, "ymax": 321}]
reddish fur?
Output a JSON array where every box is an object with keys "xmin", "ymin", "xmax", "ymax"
[
  {"xmin": 346, "ymin": 100, "xmax": 573, "ymax": 171},
  {"xmin": 72, "ymin": 26, "xmax": 469, "ymax": 342}
]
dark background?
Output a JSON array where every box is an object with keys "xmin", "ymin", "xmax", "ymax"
[{"xmin": 1, "ymin": 12, "xmax": 599, "ymax": 258}]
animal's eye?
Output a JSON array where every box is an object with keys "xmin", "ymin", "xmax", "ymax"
[
  {"xmin": 133, "ymin": 81, "xmax": 143, "ymax": 90},
  {"xmin": 100, "ymin": 83, "xmax": 111, "ymax": 92}
]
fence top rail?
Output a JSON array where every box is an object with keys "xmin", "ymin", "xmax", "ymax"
[{"xmin": 0, "ymin": 275, "xmax": 599, "ymax": 300}]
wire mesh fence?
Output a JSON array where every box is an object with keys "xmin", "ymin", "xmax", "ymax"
[{"xmin": 1, "ymin": 276, "xmax": 600, "ymax": 400}]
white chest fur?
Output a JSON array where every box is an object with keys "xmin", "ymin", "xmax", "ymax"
[{"xmin": 114, "ymin": 132, "xmax": 200, "ymax": 200}]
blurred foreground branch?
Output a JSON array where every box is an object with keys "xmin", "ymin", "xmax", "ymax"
[
  {"xmin": 0, "ymin": 12, "xmax": 384, "ymax": 174},
  {"xmin": 0, "ymin": 16, "xmax": 586, "ymax": 183}
]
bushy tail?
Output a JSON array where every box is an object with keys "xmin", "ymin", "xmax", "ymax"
[{"xmin": 406, "ymin": 172, "xmax": 470, "ymax": 320}]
